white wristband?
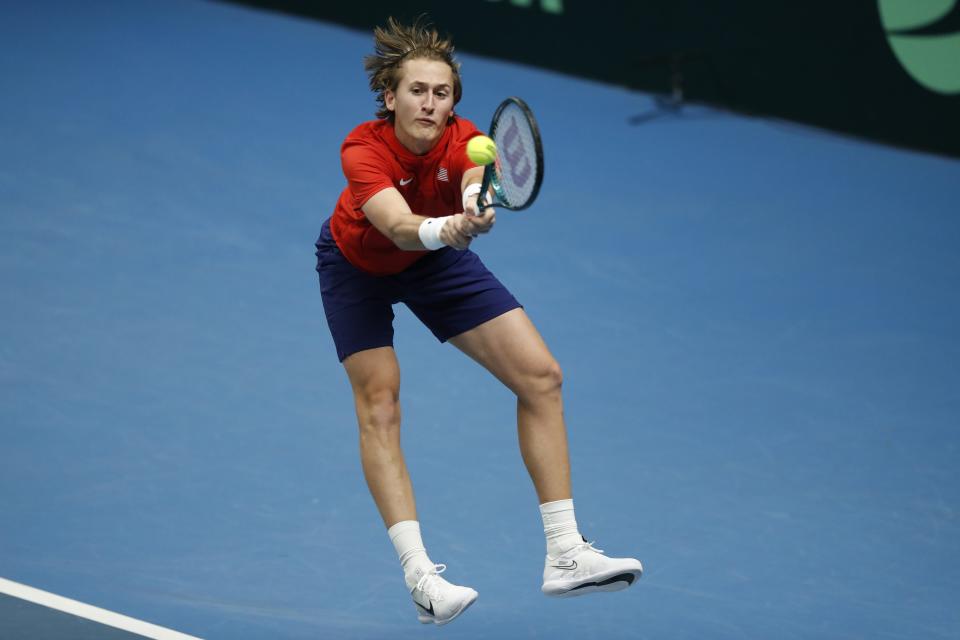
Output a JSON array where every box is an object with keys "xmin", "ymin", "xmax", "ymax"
[
  {"xmin": 462, "ymin": 182, "xmax": 482, "ymax": 213},
  {"xmin": 418, "ymin": 215, "xmax": 452, "ymax": 250}
]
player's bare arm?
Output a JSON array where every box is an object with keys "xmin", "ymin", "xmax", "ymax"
[{"xmin": 362, "ymin": 187, "xmax": 476, "ymax": 250}]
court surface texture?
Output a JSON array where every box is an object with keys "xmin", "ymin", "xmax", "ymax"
[{"xmin": 2, "ymin": 2, "xmax": 959, "ymax": 638}]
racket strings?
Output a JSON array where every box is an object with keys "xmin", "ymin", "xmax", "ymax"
[{"xmin": 491, "ymin": 103, "xmax": 540, "ymax": 208}]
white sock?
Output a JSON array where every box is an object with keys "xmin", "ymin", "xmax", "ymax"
[
  {"xmin": 540, "ymin": 499, "xmax": 584, "ymax": 558},
  {"xmin": 388, "ymin": 520, "xmax": 435, "ymax": 590}
]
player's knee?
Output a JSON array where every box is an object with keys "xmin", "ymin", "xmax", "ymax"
[
  {"xmin": 520, "ymin": 358, "xmax": 563, "ymax": 400},
  {"xmin": 357, "ymin": 387, "xmax": 401, "ymax": 435},
  {"xmin": 543, "ymin": 359, "xmax": 564, "ymax": 393}
]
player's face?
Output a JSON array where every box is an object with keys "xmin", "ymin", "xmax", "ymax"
[{"xmin": 386, "ymin": 58, "xmax": 455, "ymax": 155}]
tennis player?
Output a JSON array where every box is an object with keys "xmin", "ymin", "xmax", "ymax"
[{"xmin": 315, "ymin": 17, "xmax": 643, "ymax": 625}]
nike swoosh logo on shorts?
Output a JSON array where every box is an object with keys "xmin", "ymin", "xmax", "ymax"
[
  {"xmin": 400, "ymin": 177, "xmax": 414, "ymax": 186},
  {"xmin": 552, "ymin": 560, "xmax": 577, "ymax": 570}
]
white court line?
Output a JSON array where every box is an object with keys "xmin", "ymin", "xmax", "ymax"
[{"xmin": 0, "ymin": 576, "xmax": 203, "ymax": 640}]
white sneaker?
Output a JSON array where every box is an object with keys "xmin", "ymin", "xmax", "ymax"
[
  {"xmin": 541, "ymin": 538, "xmax": 643, "ymax": 598},
  {"xmin": 409, "ymin": 564, "xmax": 478, "ymax": 626}
]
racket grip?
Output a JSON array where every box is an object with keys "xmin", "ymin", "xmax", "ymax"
[{"xmin": 477, "ymin": 165, "xmax": 493, "ymax": 211}]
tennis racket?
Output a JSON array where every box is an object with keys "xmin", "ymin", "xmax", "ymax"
[{"xmin": 477, "ymin": 97, "xmax": 544, "ymax": 212}]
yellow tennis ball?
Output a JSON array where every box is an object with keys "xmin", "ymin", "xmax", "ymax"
[{"xmin": 467, "ymin": 135, "xmax": 497, "ymax": 165}]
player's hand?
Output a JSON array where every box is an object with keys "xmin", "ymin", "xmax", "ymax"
[
  {"xmin": 463, "ymin": 196, "xmax": 496, "ymax": 235},
  {"xmin": 439, "ymin": 214, "xmax": 475, "ymax": 250}
]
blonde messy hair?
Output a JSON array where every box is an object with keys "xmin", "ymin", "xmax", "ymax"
[{"xmin": 364, "ymin": 16, "xmax": 463, "ymax": 122}]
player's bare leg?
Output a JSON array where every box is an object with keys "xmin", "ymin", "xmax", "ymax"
[
  {"xmin": 449, "ymin": 308, "xmax": 571, "ymax": 503},
  {"xmin": 343, "ymin": 346, "xmax": 478, "ymax": 623},
  {"xmin": 343, "ymin": 346, "xmax": 416, "ymax": 527},
  {"xmin": 450, "ymin": 308, "xmax": 643, "ymax": 597}
]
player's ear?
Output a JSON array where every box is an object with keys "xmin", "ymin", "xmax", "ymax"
[{"xmin": 384, "ymin": 89, "xmax": 396, "ymax": 113}]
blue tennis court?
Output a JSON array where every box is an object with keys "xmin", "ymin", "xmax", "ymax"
[{"xmin": 2, "ymin": 2, "xmax": 959, "ymax": 638}]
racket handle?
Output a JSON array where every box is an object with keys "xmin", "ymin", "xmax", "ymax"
[{"xmin": 477, "ymin": 164, "xmax": 493, "ymax": 211}]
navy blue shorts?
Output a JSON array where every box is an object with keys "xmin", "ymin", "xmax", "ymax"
[{"xmin": 315, "ymin": 219, "xmax": 522, "ymax": 362}]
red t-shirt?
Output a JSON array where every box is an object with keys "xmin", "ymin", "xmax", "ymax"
[{"xmin": 329, "ymin": 117, "xmax": 483, "ymax": 275}]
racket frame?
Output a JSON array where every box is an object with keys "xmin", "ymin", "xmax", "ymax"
[{"xmin": 477, "ymin": 96, "xmax": 544, "ymax": 212}]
